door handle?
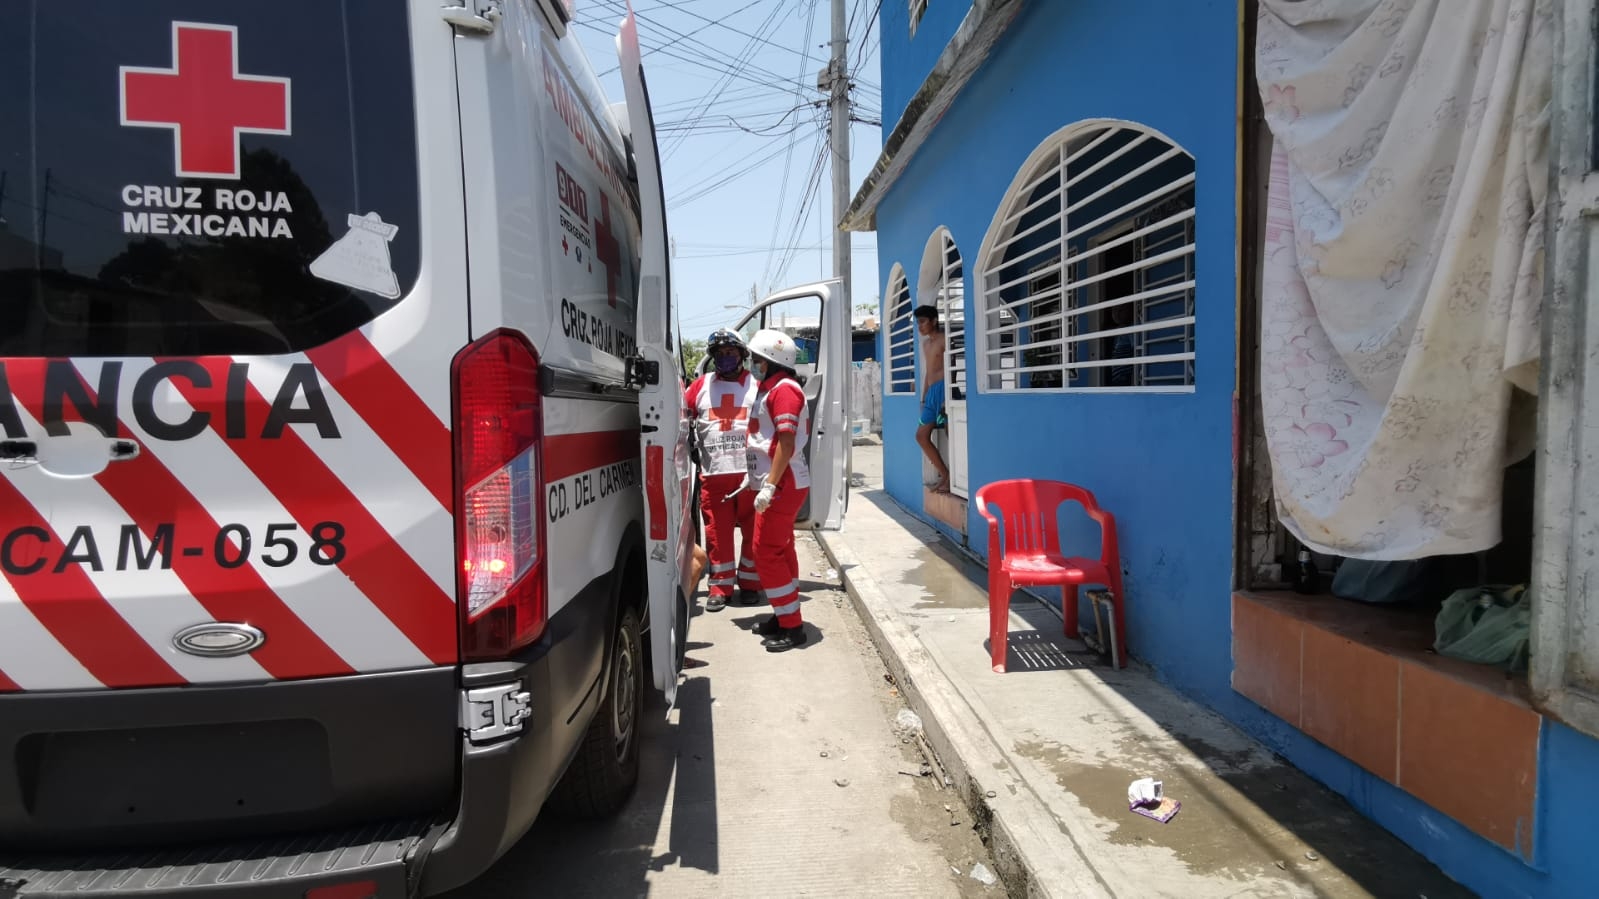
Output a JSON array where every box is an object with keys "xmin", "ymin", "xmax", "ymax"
[{"xmin": 0, "ymin": 438, "xmax": 140, "ymax": 463}]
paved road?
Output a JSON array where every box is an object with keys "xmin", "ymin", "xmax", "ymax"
[{"xmin": 445, "ymin": 528, "xmax": 998, "ymax": 898}]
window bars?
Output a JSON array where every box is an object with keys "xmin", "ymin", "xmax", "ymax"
[
  {"xmin": 979, "ymin": 123, "xmax": 1197, "ymax": 393},
  {"xmin": 935, "ymin": 231, "xmax": 967, "ymax": 400},
  {"xmin": 885, "ymin": 266, "xmax": 917, "ymax": 395},
  {"xmin": 909, "ymin": 0, "xmax": 929, "ymax": 37}
]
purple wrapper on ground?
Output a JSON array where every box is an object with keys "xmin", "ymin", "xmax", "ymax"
[{"xmin": 1130, "ymin": 797, "xmax": 1181, "ymax": 823}]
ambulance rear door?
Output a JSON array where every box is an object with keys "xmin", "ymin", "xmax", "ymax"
[
  {"xmin": 0, "ymin": 0, "xmax": 466, "ymax": 848},
  {"xmin": 730, "ymin": 282, "xmax": 851, "ymax": 530},
  {"xmin": 0, "ymin": 2, "xmax": 463, "ymax": 695},
  {"xmin": 617, "ymin": 4, "xmax": 693, "ymax": 706}
]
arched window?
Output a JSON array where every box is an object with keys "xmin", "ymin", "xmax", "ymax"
[
  {"xmin": 977, "ymin": 120, "xmax": 1196, "ymax": 393},
  {"xmin": 884, "ymin": 264, "xmax": 916, "ymax": 395}
]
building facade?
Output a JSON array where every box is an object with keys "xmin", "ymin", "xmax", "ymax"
[{"xmin": 849, "ymin": 1, "xmax": 1599, "ymax": 896}]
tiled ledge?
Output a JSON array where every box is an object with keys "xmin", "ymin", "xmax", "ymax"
[
  {"xmin": 923, "ymin": 488, "xmax": 967, "ymax": 533},
  {"xmin": 1232, "ymin": 591, "xmax": 1539, "ymax": 860}
]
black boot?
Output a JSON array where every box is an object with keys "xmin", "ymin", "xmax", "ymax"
[
  {"xmin": 706, "ymin": 594, "xmax": 727, "ymax": 612},
  {"xmin": 755, "ymin": 615, "xmax": 783, "ymax": 636},
  {"xmin": 762, "ymin": 626, "xmax": 808, "ymax": 653},
  {"xmin": 738, "ymin": 587, "xmax": 763, "ymax": 606}
]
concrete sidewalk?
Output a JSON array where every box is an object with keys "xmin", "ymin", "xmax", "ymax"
[{"xmin": 816, "ymin": 441, "xmax": 1473, "ymax": 899}]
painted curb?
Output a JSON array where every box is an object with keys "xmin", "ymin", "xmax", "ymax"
[{"xmin": 814, "ymin": 527, "xmax": 1115, "ymax": 899}]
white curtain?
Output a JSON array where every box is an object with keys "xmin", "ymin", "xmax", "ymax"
[{"xmin": 1257, "ymin": 0, "xmax": 1551, "ymax": 560}]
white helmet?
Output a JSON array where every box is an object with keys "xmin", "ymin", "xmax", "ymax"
[{"xmin": 747, "ymin": 328, "xmax": 798, "ymax": 370}]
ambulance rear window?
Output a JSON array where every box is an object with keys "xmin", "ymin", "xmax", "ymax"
[{"xmin": 0, "ymin": 2, "xmax": 422, "ymax": 357}]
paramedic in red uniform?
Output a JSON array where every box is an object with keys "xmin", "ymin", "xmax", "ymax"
[
  {"xmin": 685, "ymin": 329, "xmax": 762, "ymax": 612},
  {"xmin": 747, "ymin": 328, "xmax": 812, "ymax": 652}
]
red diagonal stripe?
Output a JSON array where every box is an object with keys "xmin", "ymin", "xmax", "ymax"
[
  {"xmin": 545, "ymin": 429, "xmax": 641, "ymax": 482},
  {"xmin": 306, "ymin": 332, "xmax": 452, "ymax": 509},
  {"xmin": 170, "ymin": 358, "xmax": 457, "ymax": 665},
  {"xmin": 0, "ymin": 667, "xmax": 20, "ymax": 692},
  {"xmin": 0, "ymin": 475, "xmax": 184, "ymax": 688},
  {"xmin": 5, "ymin": 360, "xmax": 353, "ymax": 682}
]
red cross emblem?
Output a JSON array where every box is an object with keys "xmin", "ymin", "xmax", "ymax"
[
  {"xmin": 120, "ymin": 22, "xmax": 292, "ymax": 180},
  {"xmin": 708, "ymin": 392, "xmax": 748, "ymax": 432},
  {"xmin": 594, "ymin": 193, "xmax": 621, "ymax": 308}
]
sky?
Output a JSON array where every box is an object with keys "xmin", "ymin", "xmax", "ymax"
[{"xmin": 568, "ymin": 0, "xmax": 886, "ymax": 338}]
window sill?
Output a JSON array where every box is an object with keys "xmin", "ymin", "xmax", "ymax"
[{"xmin": 1232, "ymin": 591, "xmax": 1539, "ymax": 861}]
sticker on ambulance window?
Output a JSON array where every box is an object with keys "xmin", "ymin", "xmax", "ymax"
[
  {"xmin": 311, "ymin": 213, "xmax": 402, "ymax": 299},
  {"xmin": 0, "ymin": 2, "xmax": 422, "ymax": 358}
]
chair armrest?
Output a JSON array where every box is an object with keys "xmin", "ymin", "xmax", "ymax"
[
  {"xmin": 973, "ymin": 489, "xmax": 1004, "ymax": 565},
  {"xmin": 1087, "ymin": 507, "xmax": 1118, "ymax": 565}
]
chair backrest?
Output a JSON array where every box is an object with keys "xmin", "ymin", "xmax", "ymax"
[{"xmin": 974, "ymin": 478, "xmax": 1112, "ymax": 561}]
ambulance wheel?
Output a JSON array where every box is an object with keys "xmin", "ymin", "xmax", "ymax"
[{"xmin": 550, "ymin": 606, "xmax": 643, "ymax": 818}]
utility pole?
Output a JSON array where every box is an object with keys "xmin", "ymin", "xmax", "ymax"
[{"xmin": 824, "ymin": 0, "xmax": 852, "ymax": 313}]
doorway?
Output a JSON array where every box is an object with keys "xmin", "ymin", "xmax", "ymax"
[{"xmin": 921, "ymin": 228, "xmax": 968, "ymax": 500}]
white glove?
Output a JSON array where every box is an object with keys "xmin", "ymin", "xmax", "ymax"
[{"xmin": 754, "ymin": 483, "xmax": 776, "ymax": 512}]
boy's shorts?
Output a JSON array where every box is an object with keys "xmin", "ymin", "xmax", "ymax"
[{"xmin": 919, "ymin": 380, "xmax": 946, "ymax": 427}]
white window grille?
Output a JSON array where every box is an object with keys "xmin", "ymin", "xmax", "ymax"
[
  {"xmin": 909, "ymin": 0, "xmax": 928, "ymax": 37},
  {"xmin": 884, "ymin": 265, "xmax": 916, "ymax": 395},
  {"xmin": 977, "ymin": 121, "xmax": 1197, "ymax": 393},
  {"xmin": 934, "ymin": 232, "xmax": 966, "ymax": 399}
]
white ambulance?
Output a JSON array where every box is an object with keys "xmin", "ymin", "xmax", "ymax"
[{"xmin": 0, "ymin": 0, "xmax": 848, "ymax": 895}]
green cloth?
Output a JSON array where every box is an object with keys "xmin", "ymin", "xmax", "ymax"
[{"xmin": 1433, "ymin": 584, "xmax": 1531, "ymax": 671}]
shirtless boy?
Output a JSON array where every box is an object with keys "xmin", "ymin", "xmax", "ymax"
[{"xmin": 914, "ymin": 305, "xmax": 950, "ymax": 493}]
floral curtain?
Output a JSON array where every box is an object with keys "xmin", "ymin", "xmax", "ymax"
[{"xmin": 1257, "ymin": 0, "xmax": 1550, "ymax": 559}]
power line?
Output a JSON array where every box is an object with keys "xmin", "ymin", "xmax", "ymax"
[
  {"xmin": 758, "ymin": 0, "xmax": 821, "ymax": 293},
  {"xmin": 656, "ymin": 104, "xmax": 818, "ymax": 136},
  {"xmin": 657, "ymin": 0, "xmax": 798, "ymax": 159},
  {"xmin": 667, "ymin": 118, "xmax": 821, "ymax": 208},
  {"xmin": 679, "ymin": 244, "xmax": 827, "ymax": 258},
  {"xmin": 592, "ymin": 0, "xmax": 801, "ymax": 88},
  {"xmin": 573, "ymin": 18, "xmax": 800, "ymax": 93},
  {"xmin": 613, "ymin": 0, "xmax": 811, "ymax": 66},
  {"xmin": 854, "ymin": 0, "xmax": 883, "ymax": 72},
  {"xmin": 770, "ymin": 131, "xmax": 830, "ymax": 290}
]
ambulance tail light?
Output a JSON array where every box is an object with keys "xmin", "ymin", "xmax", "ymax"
[{"xmin": 452, "ymin": 329, "xmax": 547, "ymax": 662}]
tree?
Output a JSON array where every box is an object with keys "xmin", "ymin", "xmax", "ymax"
[{"xmin": 681, "ymin": 338, "xmax": 706, "ymax": 376}]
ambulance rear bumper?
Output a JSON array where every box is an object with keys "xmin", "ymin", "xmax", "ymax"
[{"xmin": 0, "ymin": 653, "xmax": 563, "ymax": 898}]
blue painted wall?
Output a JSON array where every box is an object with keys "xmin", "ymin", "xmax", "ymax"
[
  {"xmin": 879, "ymin": 0, "xmax": 972, "ymax": 127},
  {"xmin": 867, "ymin": 0, "xmax": 1599, "ymax": 896},
  {"xmin": 875, "ymin": 0, "xmax": 1240, "ymax": 702}
]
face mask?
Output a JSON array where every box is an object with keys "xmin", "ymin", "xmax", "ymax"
[
  {"xmin": 753, "ymin": 360, "xmax": 768, "ymax": 380},
  {"xmin": 714, "ymin": 352, "xmax": 742, "ymax": 376}
]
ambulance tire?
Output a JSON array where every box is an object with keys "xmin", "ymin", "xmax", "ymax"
[{"xmin": 549, "ymin": 604, "xmax": 644, "ymax": 818}]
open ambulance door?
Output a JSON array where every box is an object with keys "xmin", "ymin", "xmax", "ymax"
[
  {"xmin": 618, "ymin": 6, "xmax": 693, "ymax": 707},
  {"xmin": 730, "ymin": 282, "xmax": 851, "ymax": 530}
]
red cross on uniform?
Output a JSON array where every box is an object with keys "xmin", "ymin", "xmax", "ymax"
[
  {"xmin": 120, "ymin": 22, "xmax": 292, "ymax": 180},
  {"xmin": 593, "ymin": 193, "xmax": 622, "ymax": 308},
  {"xmin": 708, "ymin": 392, "xmax": 749, "ymax": 432}
]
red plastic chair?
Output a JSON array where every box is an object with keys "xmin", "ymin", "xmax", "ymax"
[{"xmin": 974, "ymin": 479, "xmax": 1125, "ymax": 672}]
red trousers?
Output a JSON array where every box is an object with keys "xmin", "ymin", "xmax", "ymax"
[
  {"xmin": 700, "ymin": 473, "xmax": 757, "ymax": 599},
  {"xmin": 753, "ymin": 477, "xmax": 809, "ymax": 628}
]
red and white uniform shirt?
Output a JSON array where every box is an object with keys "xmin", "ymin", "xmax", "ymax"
[
  {"xmin": 746, "ymin": 372, "xmax": 809, "ymax": 490},
  {"xmin": 685, "ymin": 372, "xmax": 757, "ymax": 478}
]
